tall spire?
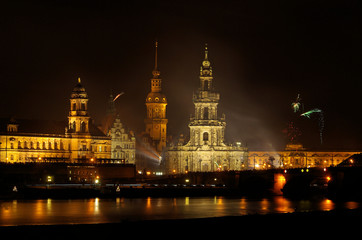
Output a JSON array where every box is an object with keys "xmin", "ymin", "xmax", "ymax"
[{"xmin": 152, "ymin": 40, "xmax": 160, "ymax": 78}]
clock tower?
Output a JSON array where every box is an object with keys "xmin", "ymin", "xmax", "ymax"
[{"xmin": 144, "ymin": 41, "xmax": 168, "ymax": 153}]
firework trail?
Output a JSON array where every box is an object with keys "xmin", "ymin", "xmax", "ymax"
[
  {"xmin": 113, "ymin": 92, "xmax": 124, "ymax": 102},
  {"xmin": 300, "ymin": 108, "xmax": 324, "ymax": 144}
]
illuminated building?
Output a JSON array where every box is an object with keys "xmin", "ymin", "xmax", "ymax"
[
  {"xmin": 166, "ymin": 45, "xmax": 248, "ymax": 173},
  {"xmin": 109, "ymin": 116, "xmax": 136, "ymax": 164},
  {"xmin": 137, "ymin": 41, "xmax": 168, "ymax": 171},
  {"xmin": 0, "ymin": 78, "xmax": 111, "ymax": 163},
  {"xmin": 144, "ymin": 41, "xmax": 168, "ymax": 153},
  {"xmin": 248, "ymin": 143, "xmax": 360, "ymax": 169}
]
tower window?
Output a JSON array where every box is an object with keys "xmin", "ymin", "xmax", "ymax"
[
  {"xmin": 72, "ymin": 103, "xmax": 76, "ymax": 111},
  {"xmin": 203, "ymin": 107, "xmax": 209, "ymax": 120},
  {"xmin": 81, "ymin": 121, "xmax": 86, "ymax": 132},
  {"xmin": 203, "ymin": 132, "xmax": 209, "ymax": 142},
  {"xmin": 81, "ymin": 103, "xmax": 86, "ymax": 111}
]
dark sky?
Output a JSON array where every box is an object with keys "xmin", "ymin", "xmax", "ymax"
[{"xmin": 1, "ymin": 0, "xmax": 361, "ymax": 150}]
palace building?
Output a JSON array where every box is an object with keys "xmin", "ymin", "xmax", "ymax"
[
  {"xmin": 248, "ymin": 143, "xmax": 360, "ymax": 169},
  {"xmin": 165, "ymin": 45, "xmax": 248, "ymax": 173},
  {"xmin": 0, "ymin": 78, "xmax": 111, "ymax": 163}
]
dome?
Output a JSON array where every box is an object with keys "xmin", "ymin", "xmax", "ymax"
[
  {"xmin": 71, "ymin": 78, "xmax": 88, "ymax": 99},
  {"xmin": 146, "ymin": 92, "xmax": 167, "ymax": 103}
]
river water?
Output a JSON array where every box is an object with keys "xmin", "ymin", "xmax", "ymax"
[{"xmin": 0, "ymin": 196, "xmax": 360, "ymax": 226}]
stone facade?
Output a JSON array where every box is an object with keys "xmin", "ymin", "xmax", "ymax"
[
  {"xmin": 109, "ymin": 117, "xmax": 136, "ymax": 164},
  {"xmin": 166, "ymin": 45, "xmax": 248, "ymax": 173},
  {"xmin": 0, "ymin": 78, "xmax": 111, "ymax": 163}
]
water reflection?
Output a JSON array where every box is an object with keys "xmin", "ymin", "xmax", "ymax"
[{"xmin": 0, "ymin": 197, "xmax": 361, "ymax": 226}]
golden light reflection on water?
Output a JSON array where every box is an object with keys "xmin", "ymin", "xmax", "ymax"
[
  {"xmin": 345, "ymin": 201, "xmax": 359, "ymax": 209},
  {"xmin": 274, "ymin": 196, "xmax": 294, "ymax": 213},
  {"xmin": 320, "ymin": 199, "xmax": 334, "ymax": 211},
  {"xmin": 0, "ymin": 197, "xmax": 361, "ymax": 226}
]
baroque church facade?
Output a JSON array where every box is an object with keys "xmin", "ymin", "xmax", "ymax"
[{"xmin": 165, "ymin": 46, "xmax": 248, "ymax": 173}]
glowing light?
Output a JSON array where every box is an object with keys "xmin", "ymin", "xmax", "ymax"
[
  {"xmin": 47, "ymin": 176, "xmax": 53, "ymax": 182},
  {"xmin": 291, "ymin": 94, "xmax": 302, "ymax": 113},
  {"xmin": 113, "ymin": 92, "xmax": 124, "ymax": 102}
]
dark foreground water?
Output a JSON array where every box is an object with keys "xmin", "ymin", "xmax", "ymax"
[{"xmin": 0, "ymin": 196, "xmax": 360, "ymax": 226}]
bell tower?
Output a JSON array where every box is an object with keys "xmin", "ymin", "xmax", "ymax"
[
  {"xmin": 144, "ymin": 41, "xmax": 168, "ymax": 152},
  {"xmin": 189, "ymin": 44, "xmax": 226, "ymax": 146},
  {"xmin": 68, "ymin": 77, "xmax": 90, "ymax": 134}
]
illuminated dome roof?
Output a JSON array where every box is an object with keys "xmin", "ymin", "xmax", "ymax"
[
  {"xmin": 146, "ymin": 92, "xmax": 167, "ymax": 103},
  {"xmin": 71, "ymin": 78, "xmax": 88, "ymax": 99}
]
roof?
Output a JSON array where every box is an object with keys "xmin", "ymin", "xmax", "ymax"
[{"xmin": 0, "ymin": 118, "xmax": 107, "ymax": 137}]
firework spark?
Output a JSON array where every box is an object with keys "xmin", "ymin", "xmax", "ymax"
[
  {"xmin": 291, "ymin": 94, "xmax": 302, "ymax": 113},
  {"xmin": 300, "ymin": 108, "xmax": 324, "ymax": 144},
  {"xmin": 113, "ymin": 92, "xmax": 124, "ymax": 102}
]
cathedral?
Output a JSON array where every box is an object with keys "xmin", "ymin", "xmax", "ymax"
[{"xmin": 165, "ymin": 45, "xmax": 248, "ymax": 173}]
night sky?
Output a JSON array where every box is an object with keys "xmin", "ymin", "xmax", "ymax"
[{"xmin": 1, "ymin": 0, "xmax": 361, "ymax": 150}]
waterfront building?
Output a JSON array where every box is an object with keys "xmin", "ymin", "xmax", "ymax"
[
  {"xmin": 0, "ymin": 78, "xmax": 111, "ymax": 163},
  {"xmin": 109, "ymin": 116, "xmax": 136, "ymax": 164},
  {"xmin": 165, "ymin": 45, "xmax": 248, "ymax": 173},
  {"xmin": 248, "ymin": 143, "xmax": 360, "ymax": 169}
]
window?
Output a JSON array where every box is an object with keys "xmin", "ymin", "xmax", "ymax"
[
  {"xmin": 203, "ymin": 107, "xmax": 208, "ymax": 119},
  {"xmin": 18, "ymin": 141, "xmax": 21, "ymax": 149},
  {"xmin": 72, "ymin": 103, "xmax": 76, "ymax": 111},
  {"xmin": 203, "ymin": 132, "xmax": 209, "ymax": 141},
  {"xmin": 43, "ymin": 142, "xmax": 46, "ymax": 149},
  {"xmin": 80, "ymin": 122, "xmax": 86, "ymax": 132}
]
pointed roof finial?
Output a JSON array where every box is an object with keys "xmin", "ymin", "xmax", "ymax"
[
  {"xmin": 78, "ymin": 77, "xmax": 81, "ymax": 83},
  {"xmin": 152, "ymin": 40, "xmax": 160, "ymax": 78},
  {"xmin": 154, "ymin": 40, "xmax": 158, "ymax": 70},
  {"xmin": 204, "ymin": 43, "xmax": 208, "ymax": 60}
]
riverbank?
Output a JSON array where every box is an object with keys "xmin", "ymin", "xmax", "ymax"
[{"xmin": 1, "ymin": 208, "xmax": 361, "ymax": 236}]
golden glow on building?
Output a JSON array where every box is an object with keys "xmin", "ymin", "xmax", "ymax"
[
  {"xmin": 144, "ymin": 41, "xmax": 168, "ymax": 153},
  {"xmin": 0, "ymin": 78, "xmax": 111, "ymax": 163}
]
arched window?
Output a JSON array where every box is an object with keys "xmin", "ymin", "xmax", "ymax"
[
  {"xmin": 203, "ymin": 132, "xmax": 209, "ymax": 141},
  {"xmin": 80, "ymin": 121, "xmax": 86, "ymax": 132},
  {"xmin": 71, "ymin": 121, "xmax": 76, "ymax": 131},
  {"xmin": 72, "ymin": 103, "xmax": 76, "ymax": 111}
]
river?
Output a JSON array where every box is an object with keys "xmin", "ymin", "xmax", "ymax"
[{"xmin": 0, "ymin": 196, "xmax": 360, "ymax": 226}]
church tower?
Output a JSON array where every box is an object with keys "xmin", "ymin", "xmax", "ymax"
[
  {"xmin": 68, "ymin": 77, "xmax": 90, "ymax": 134},
  {"xmin": 189, "ymin": 44, "xmax": 226, "ymax": 147},
  {"xmin": 144, "ymin": 41, "xmax": 168, "ymax": 153},
  {"xmin": 165, "ymin": 44, "xmax": 247, "ymax": 173}
]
